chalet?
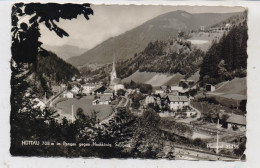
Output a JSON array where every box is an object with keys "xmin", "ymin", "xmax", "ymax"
[
  {"xmin": 145, "ymin": 95, "xmax": 155, "ymax": 105},
  {"xmin": 160, "ymin": 85, "xmax": 169, "ymax": 93},
  {"xmin": 205, "ymin": 84, "xmax": 215, "ymax": 92},
  {"xmin": 71, "ymin": 86, "xmax": 80, "ymax": 94},
  {"xmin": 103, "ymin": 88, "xmax": 114, "ymax": 95},
  {"xmin": 155, "ymin": 90, "xmax": 164, "ymax": 94},
  {"xmin": 82, "ymin": 83, "xmax": 96, "ymax": 94},
  {"xmin": 92, "ymin": 99, "xmax": 99, "ymax": 105},
  {"xmin": 99, "ymin": 95, "xmax": 112, "ymax": 105},
  {"xmin": 32, "ymin": 98, "xmax": 46, "ymax": 111},
  {"xmin": 170, "ymin": 86, "xmax": 183, "ymax": 96},
  {"xmin": 167, "ymin": 95, "xmax": 189, "ymax": 110},
  {"xmin": 92, "ymin": 85, "xmax": 106, "ymax": 95},
  {"xmin": 226, "ymin": 114, "xmax": 246, "ymax": 131},
  {"xmin": 63, "ymin": 91, "xmax": 74, "ymax": 99}
]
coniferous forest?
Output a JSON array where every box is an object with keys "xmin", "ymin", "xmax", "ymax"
[{"xmin": 200, "ymin": 17, "xmax": 247, "ymax": 84}]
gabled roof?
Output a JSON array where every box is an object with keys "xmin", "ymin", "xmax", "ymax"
[
  {"xmin": 168, "ymin": 95, "xmax": 189, "ymax": 102},
  {"xmin": 160, "ymin": 86, "xmax": 167, "ymax": 90},
  {"xmin": 104, "ymin": 88, "xmax": 114, "ymax": 93},
  {"xmin": 99, "ymin": 95, "xmax": 111, "ymax": 102},
  {"xmin": 171, "ymin": 86, "xmax": 183, "ymax": 91},
  {"xmin": 84, "ymin": 83, "xmax": 96, "ymax": 87},
  {"xmin": 226, "ymin": 114, "xmax": 246, "ymax": 125}
]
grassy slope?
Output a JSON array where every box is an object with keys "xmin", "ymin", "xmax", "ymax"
[
  {"xmin": 56, "ymin": 96, "xmax": 113, "ymax": 121},
  {"xmin": 122, "ymin": 70, "xmax": 184, "ymax": 87},
  {"xmin": 215, "ymin": 77, "xmax": 246, "ymax": 96}
]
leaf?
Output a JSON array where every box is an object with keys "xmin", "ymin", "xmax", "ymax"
[{"xmin": 29, "ymin": 15, "xmax": 38, "ymax": 23}]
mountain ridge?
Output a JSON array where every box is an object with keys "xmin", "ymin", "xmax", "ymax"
[{"xmin": 67, "ymin": 10, "xmax": 240, "ymax": 67}]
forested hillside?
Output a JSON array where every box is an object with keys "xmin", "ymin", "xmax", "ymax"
[
  {"xmin": 200, "ymin": 15, "xmax": 247, "ymax": 85},
  {"xmin": 116, "ymin": 36, "xmax": 205, "ymax": 79},
  {"xmin": 34, "ymin": 51, "xmax": 80, "ymax": 98},
  {"xmin": 68, "ymin": 11, "xmax": 239, "ymax": 66}
]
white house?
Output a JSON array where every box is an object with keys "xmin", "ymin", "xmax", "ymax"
[
  {"xmin": 155, "ymin": 90, "xmax": 164, "ymax": 94},
  {"xmin": 71, "ymin": 86, "xmax": 80, "ymax": 94},
  {"xmin": 145, "ymin": 95, "xmax": 155, "ymax": 105},
  {"xmin": 226, "ymin": 114, "xmax": 246, "ymax": 131},
  {"xmin": 32, "ymin": 98, "xmax": 46, "ymax": 111},
  {"xmin": 167, "ymin": 95, "xmax": 189, "ymax": 110},
  {"xmin": 205, "ymin": 84, "xmax": 215, "ymax": 92},
  {"xmin": 64, "ymin": 91, "xmax": 74, "ymax": 98},
  {"xmin": 170, "ymin": 86, "xmax": 183, "ymax": 96},
  {"xmin": 99, "ymin": 95, "xmax": 111, "ymax": 105},
  {"xmin": 82, "ymin": 84, "xmax": 96, "ymax": 94}
]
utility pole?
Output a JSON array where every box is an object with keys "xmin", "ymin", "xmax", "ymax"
[
  {"xmin": 216, "ymin": 119, "xmax": 219, "ymax": 155},
  {"xmin": 72, "ymin": 105, "xmax": 74, "ymax": 123}
]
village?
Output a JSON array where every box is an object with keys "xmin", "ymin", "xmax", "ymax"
[{"xmin": 33, "ymin": 55, "xmax": 246, "ymax": 160}]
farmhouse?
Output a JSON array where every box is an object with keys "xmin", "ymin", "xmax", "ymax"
[
  {"xmin": 71, "ymin": 86, "xmax": 80, "ymax": 94},
  {"xmin": 170, "ymin": 86, "xmax": 183, "ymax": 96},
  {"xmin": 82, "ymin": 83, "xmax": 96, "ymax": 94},
  {"xmin": 99, "ymin": 95, "xmax": 112, "ymax": 105},
  {"xmin": 205, "ymin": 84, "xmax": 215, "ymax": 92},
  {"xmin": 226, "ymin": 114, "xmax": 246, "ymax": 131},
  {"xmin": 104, "ymin": 88, "xmax": 114, "ymax": 95},
  {"xmin": 92, "ymin": 85, "xmax": 107, "ymax": 95},
  {"xmin": 63, "ymin": 91, "xmax": 74, "ymax": 99},
  {"xmin": 167, "ymin": 95, "xmax": 189, "ymax": 110},
  {"xmin": 145, "ymin": 95, "xmax": 155, "ymax": 105}
]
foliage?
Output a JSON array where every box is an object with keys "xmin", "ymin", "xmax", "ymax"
[
  {"xmin": 124, "ymin": 80, "xmax": 152, "ymax": 94},
  {"xmin": 200, "ymin": 15, "xmax": 247, "ymax": 85}
]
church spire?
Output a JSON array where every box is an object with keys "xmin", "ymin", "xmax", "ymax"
[{"xmin": 110, "ymin": 55, "xmax": 117, "ymax": 84}]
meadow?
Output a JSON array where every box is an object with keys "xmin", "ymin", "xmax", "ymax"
[{"xmin": 56, "ymin": 95, "xmax": 113, "ymax": 121}]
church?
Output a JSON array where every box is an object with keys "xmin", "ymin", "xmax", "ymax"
[{"xmin": 109, "ymin": 56, "xmax": 125, "ymax": 92}]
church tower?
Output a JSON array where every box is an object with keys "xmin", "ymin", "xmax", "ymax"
[{"xmin": 110, "ymin": 56, "xmax": 117, "ymax": 84}]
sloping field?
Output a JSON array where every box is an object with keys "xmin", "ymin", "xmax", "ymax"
[
  {"xmin": 187, "ymin": 70, "xmax": 200, "ymax": 83},
  {"xmin": 122, "ymin": 71, "xmax": 184, "ymax": 87},
  {"xmin": 215, "ymin": 77, "xmax": 247, "ymax": 95}
]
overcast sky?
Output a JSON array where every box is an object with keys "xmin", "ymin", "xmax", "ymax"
[{"xmin": 39, "ymin": 5, "xmax": 245, "ymax": 49}]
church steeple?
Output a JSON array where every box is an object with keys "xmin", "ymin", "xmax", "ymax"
[{"xmin": 111, "ymin": 55, "xmax": 117, "ymax": 84}]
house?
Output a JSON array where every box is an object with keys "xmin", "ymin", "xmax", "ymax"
[
  {"xmin": 82, "ymin": 83, "xmax": 96, "ymax": 94},
  {"xmin": 71, "ymin": 86, "xmax": 80, "ymax": 94},
  {"xmin": 103, "ymin": 88, "xmax": 114, "ymax": 95},
  {"xmin": 92, "ymin": 99, "xmax": 99, "ymax": 105},
  {"xmin": 155, "ymin": 90, "xmax": 164, "ymax": 94},
  {"xmin": 63, "ymin": 91, "xmax": 74, "ymax": 99},
  {"xmin": 145, "ymin": 95, "xmax": 155, "ymax": 105},
  {"xmin": 167, "ymin": 95, "xmax": 189, "ymax": 110},
  {"xmin": 226, "ymin": 114, "xmax": 246, "ymax": 131},
  {"xmin": 170, "ymin": 86, "xmax": 183, "ymax": 96},
  {"xmin": 99, "ymin": 95, "xmax": 112, "ymax": 105},
  {"xmin": 205, "ymin": 84, "xmax": 215, "ymax": 92},
  {"xmin": 32, "ymin": 98, "xmax": 46, "ymax": 111},
  {"xmin": 92, "ymin": 85, "xmax": 107, "ymax": 95}
]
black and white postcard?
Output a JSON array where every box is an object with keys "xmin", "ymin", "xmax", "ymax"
[{"xmin": 9, "ymin": 2, "xmax": 249, "ymax": 161}]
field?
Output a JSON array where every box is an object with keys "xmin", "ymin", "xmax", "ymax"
[
  {"xmin": 122, "ymin": 70, "xmax": 184, "ymax": 87},
  {"xmin": 56, "ymin": 95, "xmax": 113, "ymax": 121}
]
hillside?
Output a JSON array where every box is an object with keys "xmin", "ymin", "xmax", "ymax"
[
  {"xmin": 122, "ymin": 71, "xmax": 184, "ymax": 87},
  {"xmin": 42, "ymin": 44, "xmax": 87, "ymax": 60},
  {"xmin": 214, "ymin": 77, "xmax": 247, "ymax": 96},
  {"xmin": 68, "ymin": 10, "xmax": 240, "ymax": 67},
  {"xmin": 200, "ymin": 12, "xmax": 247, "ymax": 85}
]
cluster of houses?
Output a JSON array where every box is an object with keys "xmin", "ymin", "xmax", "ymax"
[
  {"xmin": 142, "ymin": 85, "xmax": 192, "ymax": 111},
  {"xmin": 63, "ymin": 56, "xmax": 125, "ymax": 106}
]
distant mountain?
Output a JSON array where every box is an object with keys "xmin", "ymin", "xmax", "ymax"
[
  {"xmin": 67, "ymin": 10, "xmax": 240, "ymax": 67},
  {"xmin": 42, "ymin": 44, "xmax": 87, "ymax": 60}
]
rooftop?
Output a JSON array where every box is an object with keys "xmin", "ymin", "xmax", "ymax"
[
  {"xmin": 168, "ymin": 95, "xmax": 189, "ymax": 102},
  {"xmin": 226, "ymin": 114, "xmax": 246, "ymax": 125}
]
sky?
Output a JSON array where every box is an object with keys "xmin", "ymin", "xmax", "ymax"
[{"xmin": 38, "ymin": 5, "xmax": 245, "ymax": 49}]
